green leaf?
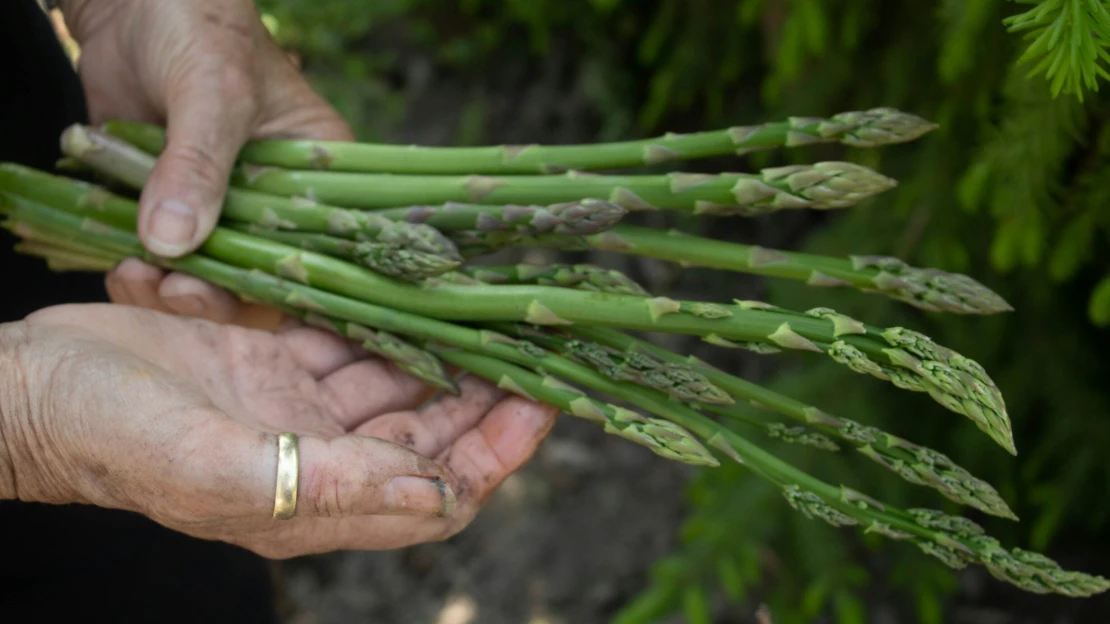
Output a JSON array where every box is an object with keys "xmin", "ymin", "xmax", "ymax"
[
  {"xmin": 914, "ymin": 584, "xmax": 944, "ymax": 624},
  {"xmin": 990, "ymin": 219, "xmax": 1023, "ymax": 273},
  {"xmin": 1048, "ymin": 213, "xmax": 1095, "ymax": 281},
  {"xmin": 800, "ymin": 577, "xmax": 830, "ymax": 619},
  {"xmin": 956, "ymin": 161, "xmax": 990, "ymax": 213},
  {"xmin": 1088, "ymin": 273, "xmax": 1110, "ymax": 326},
  {"xmin": 1003, "ymin": 0, "xmax": 1110, "ymax": 99},
  {"xmin": 682, "ymin": 585, "xmax": 712, "ymax": 624},
  {"xmin": 833, "ymin": 591, "xmax": 866, "ymax": 624},
  {"xmin": 716, "ymin": 557, "xmax": 746, "ymax": 601}
]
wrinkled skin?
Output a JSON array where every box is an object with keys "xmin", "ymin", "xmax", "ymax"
[
  {"xmin": 0, "ymin": 300, "xmax": 558, "ymax": 558},
  {"xmin": 60, "ymin": 0, "xmax": 345, "ymax": 325}
]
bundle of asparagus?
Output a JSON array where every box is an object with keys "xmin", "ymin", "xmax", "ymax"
[{"xmin": 1, "ymin": 108, "xmax": 1105, "ymax": 597}]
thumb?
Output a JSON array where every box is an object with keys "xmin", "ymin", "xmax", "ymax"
[
  {"xmin": 137, "ymin": 70, "xmax": 257, "ymax": 257},
  {"xmin": 250, "ymin": 432, "xmax": 457, "ymax": 520}
]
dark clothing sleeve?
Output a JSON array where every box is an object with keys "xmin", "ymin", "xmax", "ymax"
[{"xmin": 0, "ymin": 3, "xmax": 280, "ymax": 622}]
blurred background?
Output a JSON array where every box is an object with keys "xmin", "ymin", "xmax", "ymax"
[{"xmin": 47, "ymin": 1, "xmax": 1110, "ymax": 622}]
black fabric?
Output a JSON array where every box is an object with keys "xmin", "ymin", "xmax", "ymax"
[{"xmin": 0, "ymin": 3, "xmax": 279, "ymax": 621}]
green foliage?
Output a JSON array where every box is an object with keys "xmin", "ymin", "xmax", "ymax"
[
  {"xmin": 1003, "ymin": 0, "xmax": 1110, "ymax": 100},
  {"xmin": 254, "ymin": 0, "xmax": 1110, "ymax": 620}
]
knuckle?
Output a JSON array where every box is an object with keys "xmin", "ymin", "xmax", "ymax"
[
  {"xmin": 161, "ymin": 142, "xmax": 227, "ymax": 191},
  {"xmin": 300, "ymin": 460, "xmax": 347, "ymax": 518},
  {"xmin": 214, "ymin": 62, "xmax": 259, "ymax": 104}
]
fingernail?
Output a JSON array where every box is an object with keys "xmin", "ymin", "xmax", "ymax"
[
  {"xmin": 147, "ymin": 200, "xmax": 197, "ymax": 256},
  {"xmin": 163, "ymin": 294, "xmax": 207, "ymax": 317},
  {"xmin": 384, "ymin": 476, "xmax": 456, "ymax": 517}
]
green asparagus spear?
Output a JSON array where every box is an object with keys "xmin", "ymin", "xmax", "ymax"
[
  {"xmin": 432, "ymin": 349, "xmax": 719, "ymax": 466},
  {"xmin": 587, "ymin": 226, "xmax": 1013, "ymax": 315},
  {"xmin": 291, "ymin": 310, "xmax": 460, "ymax": 394},
  {"xmin": 448, "ymin": 263, "xmax": 650, "ymax": 296},
  {"xmin": 102, "ymin": 108, "xmax": 937, "ymax": 174},
  {"xmin": 225, "ymin": 223, "xmax": 459, "ymax": 279},
  {"xmin": 451, "ymin": 225, "xmax": 1011, "ymax": 315},
  {"xmin": 375, "ymin": 199, "xmax": 626, "ymax": 236},
  {"xmin": 231, "ymin": 162, "xmax": 897, "ymax": 215}
]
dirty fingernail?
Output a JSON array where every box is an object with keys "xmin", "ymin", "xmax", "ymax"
[
  {"xmin": 147, "ymin": 200, "xmax": 197, "ymax": 256},
  {"xmin": 383, "ymin": 476, "xmax": 456, "ymax": 517}
]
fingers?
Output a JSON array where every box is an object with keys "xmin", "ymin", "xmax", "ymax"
[
  {"xmin": 157, "ymin": 272, "xmax": 241, "ymax": 321},
  {"xmin": 279, "ymin": 325, "xmax": 366, "ymax": 378},
  {"xmin": 104, "ymin": 258, "xmax": 173, "ymax": 313},
  {"xmin": 106, "ymin": 258, "xmax": 284, "ymax": 329},
  {"xmin": 433, "ymin": 397, "xmax": 558, "ymax": 531},
  {"xmin": 292, "ymin": 434, "xmax": 454, "ymax": 518},
  {"xmin": 317, "ymin": 358, "xmax": 444, "ymax": 430},
  {"xmin": 353, "ymin": 376, "xmax": 504, "ymax": 456},
  {"xmin": 172, "ymin": 419, "xmax": 455, "ymax": 525},
  {"xmin": 138, "ymin": 59, "xmax": 258, "ymax": 257}
]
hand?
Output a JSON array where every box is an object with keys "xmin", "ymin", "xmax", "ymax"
[
  {"xmin": 59, "ymin": 0, "xmax": 349, "ymax": 325},
  {"xmin": 0, "ymin": 303, "xmax": 558, "ymax": 558}
]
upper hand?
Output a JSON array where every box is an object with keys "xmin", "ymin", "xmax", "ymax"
[
  {"xmin": 0, "ymin": 303, "xmax": 558, "ymax": 558},
  {"xmin": 60, "ymin": 0, "xmax": 349, "ymax": 326}
]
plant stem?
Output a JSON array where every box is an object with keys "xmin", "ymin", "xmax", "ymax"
[
  {"xmin": 585, "ymin": 226, "xmax": 1013, "ymax": 315},
  {"xmin": 374, "ymin": 199, "xmax": 626, "ymax": 236},
  {"xmin": 449, "ymin": 263, "xmax": 650, "ymax": 296},
  {"xmin": 103, "ymin": 108, "xmax": 938, "ymax": 174},
  {"xmin": 230, "ymin": 162, "xmax": 897, "ymax": 215}
]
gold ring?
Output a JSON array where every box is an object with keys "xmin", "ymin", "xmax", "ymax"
[{"xmin": 272, "ymin": 432, "xmax": 299, "ymax": 520}]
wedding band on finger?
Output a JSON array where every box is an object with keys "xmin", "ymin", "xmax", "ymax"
[{"xmin": 272, "ymin": 432, "xmax": 299, "ymax": 520}]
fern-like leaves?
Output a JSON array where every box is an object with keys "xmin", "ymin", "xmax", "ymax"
[{"xmin": 1004, "ymin": 0, "xmax": 1110, "ymax": 100}]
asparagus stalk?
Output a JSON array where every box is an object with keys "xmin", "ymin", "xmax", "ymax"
[
  {"xmin": 562, "ymin": 325, "xmax": 1016, "ymax": 519},
  {"xmin": 13, "ymin": 241, "xmax": 118, "ymax": 272},
  {"xmin": 4, "ymin": 191, "xmax": 1105, "ymax": 598},
  {"xmin": 586, "ymin": 226, "xmax": 1013, "ymax": 315},
  {"xmin": 446, "ymin": 263, "xmax": 651, "ymax": 296},
  {"xmin": 292, "ymin": 311, "xmax": 460, "ymax": 394},
  {"xmin": 375, "ymin": 199, "xmax": 626, "ymax": 236},
  {"xmin": 448, "ymin": 226, "xmax": 1011, "ymax": 314},
  {"xmin": 431, "ymin": 349, "xmax": 720, "ymax": 467},
  {"xmin": 222, "ymin": 223, "xmax": 458, "ymax": 279},
  {"xmin": 54, "ymin": 126, "xmax": 463, "ymax": 279},
  {"xmin": 0, "ymin": 170, "xmax": 1013, "ymax": 452},
  {"xmin": 103, "ymin": 108, "xmax": 938, "ymax": 174},
  {"xmin": 230, "ymin": 162, "xmax": 897, "ymax": 215}
]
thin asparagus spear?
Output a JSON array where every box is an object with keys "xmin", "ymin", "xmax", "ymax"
[
  {"xmin": 5, "ymin": 193, "xmax": 1105, "ymax": 597},
  {"xmin": 447, "ymin": 263, "xmax": 651, "ymax": 296},
  {"xmin": 293, "ymin": 311, "xmax": 460, "ymax": 394},
  {"xmin": 223, "ymin": 223, "xmax": 459, "ymax": 279},
  {"xmin": 587, "ymin": 226, "xmax": 1013, "ymax": 314},
  {"xmin": 0, "ymin": 180, "xmax": 1013, "ymax": 453},
  {"xmin": 230, "ymin": 162, "xmax": 897, "ymax": 215},
  {"xmin": 432, "ymin": 349, "xmax": 720, "ymax": 466},
  {"xmin": 103, "ymin": 108, "xmax": 937, "ymax": 174},
  {"xmin": 450, "ymin": 230, "xmax": 591, "ymax": 256},
  {"xmin": 54, "ymin": 126, "xmax": 463, "ymax": 279},
  {"xmin": 13, "ymin": 241, "xmax": 118, "ymax": 272},
  {"xmin": 560, "ymin": 324, "xmax": 1016, "ymax": 519},
  {"xmin": 375, "ymin": 199, "xmax": 626, "ymax": 236},
  {"xmin": 451, "ymin": 225, "xmax": 1012, "ymax": 315}
]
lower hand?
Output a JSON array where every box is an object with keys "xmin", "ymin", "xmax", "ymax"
[{"xmin": 0, "ymin": 302, "xmax": 558, "ymax": 558}]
